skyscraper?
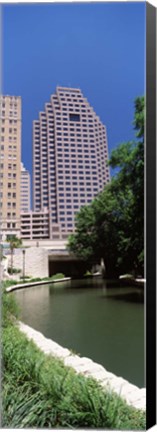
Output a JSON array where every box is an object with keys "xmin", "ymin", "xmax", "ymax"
[
  {"xmin": 20, "ymin": 162, "xmax": 31, "ymax": 213},
  {"xmin": 33, "ymin": 87, "xmax": 110, "ymax": 240},
  {"xmin": 0, "ymin": 95, "xmax": 21, "ymax": 241}
]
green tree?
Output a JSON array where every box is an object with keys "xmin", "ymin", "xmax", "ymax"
[
  {"xmin": 68, "ymin": 96, "xmax": 144, "ymax": 278},
  {"xmin": 7, "ymin": 235, "xmax": 22, "ymax": 275}
]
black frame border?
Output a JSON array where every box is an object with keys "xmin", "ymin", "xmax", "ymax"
[{"xmin": 146, "ymin": 2, "xmax": 156, "ymax": 429}]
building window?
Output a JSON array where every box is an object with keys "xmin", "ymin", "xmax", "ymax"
[{"xmin": 69, "ymin": 113, "xmax": 80, "ymax": 122}]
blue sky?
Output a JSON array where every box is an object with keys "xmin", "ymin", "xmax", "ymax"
[{"xmin": 3, "ymin": 2, "xmax": 145, "ymax": 181}]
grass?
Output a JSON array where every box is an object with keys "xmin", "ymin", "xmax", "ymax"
[
  {"xmin": 2, "ymin": 273, "xmax": 66, "ymax": 289},
  {"xmin": 2, "ymin": 280, "xmax": 20, "ymax": 289},
  {"xmin": 2, "ymin": 289, "xmax": 146, "ymax": 429}
]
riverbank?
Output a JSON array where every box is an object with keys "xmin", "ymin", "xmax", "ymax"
[
  {"xmin": 2, "ymin": 288, "xmax": 146, "ymax": 429},
  {"xmin": 5, "ymin": 276, "xmax": 71, "ymax": 292},
  {"xmin": 119, "ymin": 275, "xmax": 145, "ymax": 289},
  {"xmin": 18, "ymin": 320, "xmax": 146, "ymax": 411},
  {"xmin": 5, "ymin": 274, "xmax": 145, "ymax": 293}
]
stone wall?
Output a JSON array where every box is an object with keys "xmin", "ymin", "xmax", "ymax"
[{"xmin": 9, "ymin": 247, "xmax": 49, "ymax": 279}]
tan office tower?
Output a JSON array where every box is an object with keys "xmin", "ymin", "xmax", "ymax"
[
  {"xmin": 20, "ymin": 162, "xmax": 31, "ymax": 212},
  {"xmin": 33, "ymin": 87, "xmax": 110, "ymax": 240},
  {"xmin": 0, "ymin": 95, "xmax": 21, "ymax": 241}
]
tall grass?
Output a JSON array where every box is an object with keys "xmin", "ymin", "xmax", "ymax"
[
  {"xmin": 2, "ymin": 289, "xmax": 146, "ymax": 429},
  {"xmin": 2, "ymin": 288, "xmax": 19, "ymax": 327}
]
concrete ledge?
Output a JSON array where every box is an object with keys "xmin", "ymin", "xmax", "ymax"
[
  {"xmin": 5, "ymin": 277, "xmax": 71, "ymax": 292},
  {"xmin": 18, "ymin": 321, "xmax": 146, "ymax": 411}
]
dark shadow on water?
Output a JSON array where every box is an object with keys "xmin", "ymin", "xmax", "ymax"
[{"xmin": 108, "ymin": 290, "xmax": 144, "ymax": 303}]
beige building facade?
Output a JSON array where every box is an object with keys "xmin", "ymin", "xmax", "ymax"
[
  {"xmin": 20, "ymin": 162, "xmax": 31, "ymax": 212},
  {"xmin": 20, "ymin": 209, "xmax": 50, "ymax": 240},
  {"xmin": 0, "ymin": 95, "xmax": 21, "ymax": 241},
  {"xmin": 33, "ymin": 87, "xmax": 110, "ymax": 240}
]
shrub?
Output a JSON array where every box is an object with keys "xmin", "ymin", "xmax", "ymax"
[
  {"xmin": 8, "ymin": 267, "xmax": 21, "ymax": 274},
  {"xmin": 19, "ymin": 275, "xmax": 31, "ymax": 280},
  {"xmin": 50, "ymin": 273, "xmax": 65, "ymax": 280},
  {"xmin": 84, "ymin": 270, "xmax": 92, "ymax": 276}
]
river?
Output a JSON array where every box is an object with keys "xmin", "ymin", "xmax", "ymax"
[{"xmin": 14, "ymin": 277, "xmax": 145, "ymax": 388}]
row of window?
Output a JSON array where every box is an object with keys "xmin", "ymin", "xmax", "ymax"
[
  {"xmin": 0, "ymin": 163, "xmax": 16, "ymax": 173},
  {"xmin": 59, "ymin": 96, "xmax": 84, "ymax": 102},
  {"xmin": 58, "ymin": 91, "xmax": 82, "ymax": 97},
  {"xmin": 7, "ymin": 192, "xmax": 16, "ymax": 198},
  {"xmin": 1, "ymin": 154, "xmax": 17, "ymax": 160},
  {"xmin": 1, "ymin": 118, "xmax": 18, "ymax": 124},
  {"xmin": 1, "ymin": 127, "xmax": 17, "ymax": 134},
  {"xmin": 40, "ymin": 111, "xmax": 97, "ymax": 121},
  {"xmin": 58, "ymin": 189, "xmax": 96, "ymax": 196},
  {"xmin": 58, "ymin": 204, "xmax": 79, "ymax": 210},
  {"xmin": 57, "ymin": 142, "xmax": 96, "ymax": 150},
  {"xmin": 7, "ymin": 222, "xmax": 16, "ymax": 228},
  {"xmin": 0, "ymin": 202, "xmax": 17, "ymax": 208},
  {"xmin": 59, "ymin": 195, "xmax": 92, "ymax": 201},
  {"xmin": 56, "ymin": 126, "xmax": 104, "ymax": 134},
  {"xmin": 57, "ymin": 131, "xmax": 95, "ymax": 137},
  {"xmin": 8, "ymin": 182, "xmax": 17, "ymax": 188},
  {"xmin": 0, "ymin": 98, "xmax": 18, "ymax": 105},
  {"xmin": 34, "ymin": 124, "xmax": 105, "ymax": 135},
  {"xmin": 1, "ymin": 137, "xmax": 17, "ymax": 143},
  {"xmin": 1, "ymin": 110, "xmax": 18, "ymax": 117},
  {"xmin": 0, "ymin": 145, "xmax": 17, "ymax": 150},
  {"xmin": 7, "ymin": 212, "xmax": 16, "ymax": 218},
  {"xmin": 7, "ymin": 173, "xmax": 16, "ymax": 179}
]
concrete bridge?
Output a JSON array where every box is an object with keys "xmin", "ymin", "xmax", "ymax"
[{"xmin": 48, "ymin": 249, "xmax": 87, "ymax": 278}]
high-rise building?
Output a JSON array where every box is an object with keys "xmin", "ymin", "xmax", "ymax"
[
  {"xmin": 33, "ymin": 87, "xmax": 110, "ymax": 240},
  {"xmin": 20, "ymin": 162, "xmax": 31, "ymax": 213},
  {"xmin": 0, "ymin": 95, "xmax": 21, "ymax": 241}
]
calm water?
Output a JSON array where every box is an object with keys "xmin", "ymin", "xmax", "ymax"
[{"xmin": 14, "ymin": 278, "xmax": 145, "ymax": 388}]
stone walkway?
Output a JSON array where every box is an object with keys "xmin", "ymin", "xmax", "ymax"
[{"xmin": 18, "ymin": 321, "xmax": 146, "ymax": 411}]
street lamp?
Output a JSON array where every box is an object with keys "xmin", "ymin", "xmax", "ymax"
[
  {"xmin": 0, "ymin": 244, "xmax": 3, "ymax": 262},
  {"xmin": 22, "ymin": 249, "xmax": 26, "ymax": 281}
]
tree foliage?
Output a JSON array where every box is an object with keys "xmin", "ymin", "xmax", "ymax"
[
  {"xmin": 68, "ymin": 97, "xmax": 144, "ymax": 277},
  {"xmin": 7, "ymin": 235, "xmax": 22, "ymax": 275}
]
